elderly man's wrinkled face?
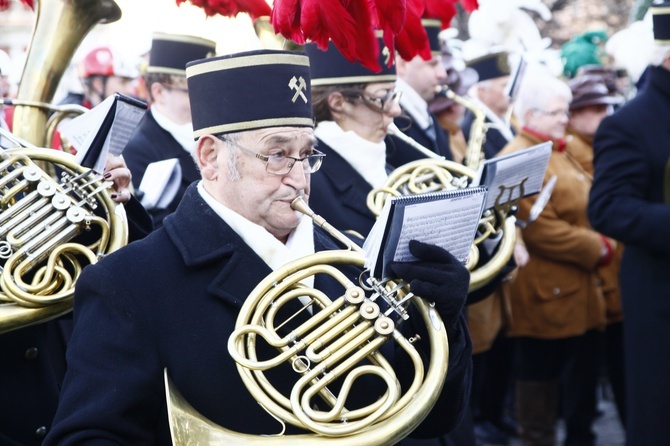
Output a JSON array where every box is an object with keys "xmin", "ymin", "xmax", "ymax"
[{"xmin": 198, "ymin": 127, "xmax": 317, "ymax": 243}]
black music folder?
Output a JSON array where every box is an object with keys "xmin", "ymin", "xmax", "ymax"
[
  {"xmin": 363, "ymin": 186, "xmax": 488, "ymax": 278},
  {"xmin": 473, "ymin": 141, "xmax": 552, "ymax": 210},
  {"xmin": 61, "ymin": 93, "xmax": 147, "ymax": 172}
]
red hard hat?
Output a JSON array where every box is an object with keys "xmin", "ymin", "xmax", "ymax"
[{"xmin": 78, "ymin": 46, "xmax": 138, "ymax": 79}]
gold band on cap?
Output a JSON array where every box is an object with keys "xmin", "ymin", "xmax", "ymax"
[
  {"xmin": 193, "ymin": 117, "xmax": 315, "ymax": 138},
  {"xmin": 146, "ymin": 67, "xmax": 187, "ymax": 75},
  {"xmin": 311, "ymin": 74, "xmax": 397, "ymax": 86},
  {"xmin": 152, "ymin": 32, "xmax": 217, "ymax": 48},
  {"xmin": 187, "ymin": 53, "xmax": 310, "ymax": 79}
]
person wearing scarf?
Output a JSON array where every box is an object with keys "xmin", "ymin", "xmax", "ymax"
[{"xmin": 123, "ymin": 32, "xmax": 216, "ymax": 228}]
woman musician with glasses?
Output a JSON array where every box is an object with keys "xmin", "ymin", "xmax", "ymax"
[
  {"xmin": 306, "ymin": 39, "xmax": 403, "ymax": 238},
  {"xmin": 305, "ymin": 39, "xmax": 480, "ymax": 446}
]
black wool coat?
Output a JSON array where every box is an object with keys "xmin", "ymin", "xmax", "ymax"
[
  {"xmin": 45, "ymin": 185, "xmax": 472, "ymax": 445},
  {"xmin": 588, "ymin": 65, "xmax": 670, "ymax": 446},
  {"xmin": 0, "ymin": 198, "xmax": 152, "ymax": 445}
]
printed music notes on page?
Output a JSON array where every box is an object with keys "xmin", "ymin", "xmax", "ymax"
[
  {"xmin": 61, "ymin": 93, "xmax": 147, "ymax": 173},
  {"xmin": 472, "ymin": 141, "xmax": 552, "ymax": 210},
  {"xmin": 363, "ymin": 187, "xmax": 488, "ymax": 279}
]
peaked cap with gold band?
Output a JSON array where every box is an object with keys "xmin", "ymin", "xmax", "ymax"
[
  {"xmin": 466, "ymin": 51, "xmax": 511, "ymax": 82},
  {"xmin": 422, "ymin": 19, "xmax": 443, "ymax": 57},
  {"xmin": 652, "ymin": 2, "xmax": 670, "ymax": 44},
  {"xmin": 306, "ymin": 34, "xmax": 396, "ymax": 86},
  {"xmin": 148, "ymin": 32, "xmax": 217, "ymax": 76},
  {"xmin": 186, "ymin": 50, "xmax": 314, "ymax": 138}
]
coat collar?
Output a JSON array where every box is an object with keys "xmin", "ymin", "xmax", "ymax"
[
  {"xmin": 162, "ymin": 185, "xmax": 346, "ymax": 308},
  {"xmin": 648, "ymin": 65, "xmax": 670, "ymax": 99},
  {"xmin": 163, "ymin": 185, "xmax": 273, "ymax": 307}
]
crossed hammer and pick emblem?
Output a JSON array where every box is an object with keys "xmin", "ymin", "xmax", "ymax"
[{"xmin": 288, "ymin": 76, "xmax": 308, "ymax": 103}]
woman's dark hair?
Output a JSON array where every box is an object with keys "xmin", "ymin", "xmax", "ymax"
[{"xmin": 311, "ymin": 82, "xmax": 367, "ymax": 124}]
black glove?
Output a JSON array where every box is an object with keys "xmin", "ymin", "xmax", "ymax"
[{"xmin": 388, "ymin": 240, "xmax": 470, "ymax": 328}]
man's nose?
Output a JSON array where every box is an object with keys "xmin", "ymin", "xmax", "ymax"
[{"xmin": 283, "ymin": 160, "xmax": 308, "ymax": 189}]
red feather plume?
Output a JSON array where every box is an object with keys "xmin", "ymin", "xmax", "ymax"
[
  {"xmin": 395, "ymin": 0, "xmax": 430, "ymax": 62},
  {"xmin": 176, "ymin": 0, "xmax": 271, "ymax": 20},
  {"xmin": 1, "ymin": 0, "xmax": 33, "ymax": 11},
  {"xmin": 273, "ymin": 0, "xmax": 381, "ymax": 72},
  {"xmin": 175, "ymin": 0, "xmax": 479, "ymax": 71}
]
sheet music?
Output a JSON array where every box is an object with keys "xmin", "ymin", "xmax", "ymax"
[
  {"xmin": 63, "ymin": 95, "xmax": 115, "ymax": 155},
  {"xmin": 108, "ymin": 99, "xmax": 146, "ymax": 156},
  {"xmin": 476, "ymin": 141, "xmax": 552, "ymax": 210},
  {"xmin": 364, "ymin": 187, "xmax": 487, "ymax": 278},
  {"xmin": 66, "ymin": 93, "xmax": 147, "ymax": 173}
]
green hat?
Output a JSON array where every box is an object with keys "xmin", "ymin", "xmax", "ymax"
[{"xmin": 560, "ymin": 30, "xmax": 608, "ymax": 79}]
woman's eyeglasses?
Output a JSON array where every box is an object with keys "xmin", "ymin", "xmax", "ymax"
[
  {"xmin": 533, "ymin": 108, "xmax": 571, "ymax": 119},
  {"xmin": 160, "ymin": 83, "xmax": 189, "ymax": 94},
  {"xmin": 341, "ymin": 89, "xmax": 402, "ymax": 112}
]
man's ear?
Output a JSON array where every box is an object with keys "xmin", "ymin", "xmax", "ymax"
[
  {"xmin": 196, "ymin": 135, "xmax": 219, "ymax": 181},
  {"xmin": 149, "ymin": 82, "xmax": 164, "ymax": 103}
]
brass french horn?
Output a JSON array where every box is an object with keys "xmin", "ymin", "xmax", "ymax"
[
  {"xmin": 165, "ymin": 197, "xmax": 450, "ymax": 445},
  {"xmin": 369, "ymin": 87, "xmax": 516, "ymax": 292},
  {"xmin": 0, "ymin": 0, "xmax": 128, "ymax": 334}
]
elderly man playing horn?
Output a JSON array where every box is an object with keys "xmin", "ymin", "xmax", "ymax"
[{"xmin": 45, "ymin": 49, "xmax": 473, "ymax": 445}]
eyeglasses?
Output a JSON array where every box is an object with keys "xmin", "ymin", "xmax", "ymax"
[
  {"xmin": 342, "ymin": 89, "xmax": 402, "ymax": 112},
  {"xmin": 160, "ymin": 83, "xmax": 189, "ymax": 94},
  {"xmin": 218, "ymin": 137, "xmax": 325, "ymax": 176},
  {"xmin": 533, "ymin": 108, "xmax": 571, "ymax": 118}
]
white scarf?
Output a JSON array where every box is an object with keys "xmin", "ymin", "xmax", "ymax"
[
  {"xmin": 151, "ymin": 106, "xmax": 196, "ymax": 154},
  {"xmin": 315, "ymin": 121, "xmax": 388, "ymax": 188},
  {"xmin": 197, "ymin": 181, "xmax": 315, "ymax": 289},
  {"xmin": 396, "ymin": 77, "xmax": 431, "ymax": 130}
]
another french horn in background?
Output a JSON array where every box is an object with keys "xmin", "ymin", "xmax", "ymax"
[
  {"xmin": 0, "ymin": 0, "xmax": 128, "ymax": 334},
  {"xmin": 368, "ymin": 87, "xmax": 516, "ymax": 292}
]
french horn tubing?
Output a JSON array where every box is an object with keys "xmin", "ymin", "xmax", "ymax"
[
  {"xmin": 0, "ymin": 0, "xmax": 128, "ymax": 334},
  {"xmin": 165, "ymin": 197, "xmax": 450, "ymax": 445},
  {"xmin": 370, "ymin": 88, "xmax": 516, "ymax": 292}
]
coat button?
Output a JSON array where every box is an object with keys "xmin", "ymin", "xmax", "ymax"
[
  {"xmin": 24, "ymin": 347, "xmax": 39, "ymax": 360},
  {"xmin": 35, "ymin": 426, "xmax": 47, "ymax": 439},
  {"xmin": 553, "ymin": 288, "xmax": 560, "ymax": 295}
]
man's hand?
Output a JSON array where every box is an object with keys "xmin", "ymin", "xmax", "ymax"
[
  {"xmin": 104, "ymin": 154, "xmax": 132, "ymax": 203},
  {"xmin": 388, "ymin": 240, "xmax": 470, "ymax": 327}
]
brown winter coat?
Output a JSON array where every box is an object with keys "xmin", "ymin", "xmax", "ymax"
[
  {"xmin": 565, "ymin": 128, "xmax": 623, "ymax": 324},
  {"xmin": 497, "ymin": 130, "xmax": 606, "ymax": 339}
]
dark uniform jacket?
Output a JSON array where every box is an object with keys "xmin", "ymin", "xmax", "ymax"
[
  {"xmin": 387, "ymin": 112, "xmax": 453, "ymax": 169},
  {"xmin": 44, "ymin": 185, "xmax": 472, "ymax": 445},
  {"xmin": 123, "ymin": 111, "xmax": 200, "ymax": 228},
  {"xmin": 0, "ymin": 198, "xmax": 152, "ymax": 445},
  {"xmin": 588, "ymin": 65, "xmax": 670, "ymax": 446},
  {"xmin": 309, "ymin": 139, "xmax": 382, "ymax": 237}
]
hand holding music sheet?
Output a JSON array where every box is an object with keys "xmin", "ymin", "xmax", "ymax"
[
  {"xmin": 363, "ymin": 187, "xmax": 488, "ymax": 279},
  {"xmin": 472, "ymin": 141, "xmax": 552, "ymax": 210},
  {"xmin": 60, "ymin": 93, "xmax": 147, "ymax": 173}
]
